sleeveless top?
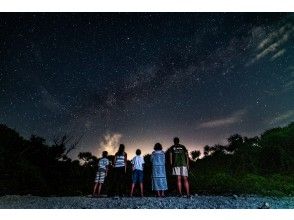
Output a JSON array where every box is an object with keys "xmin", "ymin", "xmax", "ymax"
[{"xmin": 114, "ymin": 152, "xmax": 126, "ymax": 167}]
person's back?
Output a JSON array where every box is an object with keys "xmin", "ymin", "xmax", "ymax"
[
  {"xmin": 151, "ymin": 150, "xmax": 165, "ymax": 166},
  {"xmin": 93, "ymin": 151, "xmax": 109, "ymax": 197},
  {"xmin": 113, "ymin": 144, "xmax": 127, "ymax": 198},
  {"xmin": 132, "ymin": 155, "xmax": 144, "ymax": 171},
  {"xmin": 169, "ymin": 137, "xmax": 190, "ymax": 197},
  {"xmin": 130, "ymin": 149, "xmax": 144, "ymax": 197},
  {"xmin": 151, "ymin": 143, "xmax": 168, "ymax": 197},
  {"xmin": 98, "ymin": 157, "xmax": 109, "ymax": 171},
  {"xmin": 114, "ymin": 152, "xmax": 126, "ymax": 167},
  {"xmin": 170, "ymin": 144, "xmax": 188, "ymax": 167}
]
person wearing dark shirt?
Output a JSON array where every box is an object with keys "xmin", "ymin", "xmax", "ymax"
[{"xmin": 169, "ymin": 137, "xmax": 190, "ymax": 197}]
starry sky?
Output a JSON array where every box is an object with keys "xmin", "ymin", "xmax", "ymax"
[{"xmin": 1, "ymin": 13, "xmax": 293, "ymax": 158}]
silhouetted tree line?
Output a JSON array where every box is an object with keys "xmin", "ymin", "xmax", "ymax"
[{"xmin": 0, "ymin": 122, "xmax": 293, "ymax": 196}]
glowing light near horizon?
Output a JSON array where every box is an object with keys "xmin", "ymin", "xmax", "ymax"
[{"xmin": 97, "ymin": 133, "xmax": 122, "ymax": 156}]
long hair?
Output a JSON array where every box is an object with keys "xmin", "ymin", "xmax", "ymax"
[
  {"xmin": 117, "ymin": 144, "xmax": 125, "ymax": 155},
  {"xmin": 102, "ymin": 151, "xmax": 108, "ymax": 158}
]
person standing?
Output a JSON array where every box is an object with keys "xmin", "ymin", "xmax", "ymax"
[
  {"xmin": 130, "ymin": 149, "xmax": 145, "ymax": 197},
  {"xmin": 93, "ymin": 151, "xmax": 109, "ymax": 197},
  {"xmin": 151, "ymin": 143, "xmax": 168, "ymax": 197},
  {"xmin": 113, "ymin": 144, "xmax": 127, "ymax": 198},
  {"xmin": 169, "ymin": 137, "xmax": 190, "ymax": 197}
]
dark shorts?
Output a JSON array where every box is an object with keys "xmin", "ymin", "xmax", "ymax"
[{"xmin": 132, "ymin": 169, "xmax": 143, "ymax": 184}]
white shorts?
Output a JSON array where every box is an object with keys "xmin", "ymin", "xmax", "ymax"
[{"xmin": 172, "ymin": 166, "xmax": 188, "ymax": 177}]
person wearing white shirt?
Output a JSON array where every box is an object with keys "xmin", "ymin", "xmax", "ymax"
[{"xmin": 130, "ymin": 149, "xmax": 145, "ymax": 197}]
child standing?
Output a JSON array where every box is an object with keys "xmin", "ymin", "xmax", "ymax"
[
  {"xmin": 130, "ymin": 149, "xmax": 145, "ymax": 197},
  {"xmin": 151, "ymin": 143, "xmax": 168, "ymax": 197},
  {"xmin": 113, "ymin": 144, "xmax": 127, "ymax": 198},
  {"xmin": 93, "ymin": 151, "xmax": 109, "ymax": 197}
]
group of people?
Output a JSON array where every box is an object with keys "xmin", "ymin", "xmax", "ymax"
[{"xmin": 93, "ymin": 137, "xmax": 190, "ymax": 198}]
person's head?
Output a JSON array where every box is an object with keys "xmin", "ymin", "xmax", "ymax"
[
  {"xmin": 102, "ymin": 151, "xmax": 108, "ymax": 158},
  {"xmin": 173, "ymin": 137, "xmax": 180, "ymax": 145},
  {"xmin": 136, "ymin": 149, "xmax": 141, "ymax": 156},
  {"xmin": 154, "ymin": 143, "xmax": 162, "ymax": 151},
  {"xmin": 117, "ymin": 144, "xmax": 125, "ymax": 155}
]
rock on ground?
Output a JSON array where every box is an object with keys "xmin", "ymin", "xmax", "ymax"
[{"xmin": 0, "ymin": 195, "xmax": 293, "ymax": 209}]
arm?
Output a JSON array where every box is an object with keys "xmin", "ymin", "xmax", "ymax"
[
  {"xmin": 131, "ymin": 158, "xmax": 134, "ymax": 171},
  {"xmin": 113, "ymin": 155, "xmax": 116, "ymax": 167},
  {"xmin": 142, "ymin": 158, "xmax": 145, "ymax": 169},
  {"xmin": 124, "ymin": 153, "xmax": 127, "ymax": 173},
  {"xmin": 169, "ymin": 151, "xmax": 173, "ymax": 167},
  {"xmin": 186, "ymin": 151, "xmax": 189, "ymax": 170},
  {"xmin": 106, "ymin": 160, "xmax": 110, "ymax": 176}
]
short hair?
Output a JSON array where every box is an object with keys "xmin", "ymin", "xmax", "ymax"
[
  {"xmin": 136, "ymin": 149, "xmax": 141, "ymax": 155},
  {"xmin": 102, "ymin": 151, "xmax": 108, "ymax": 158},
  {"xmin": 173, "ymin": 137, "xmax": 180, "ymax": 144},
  {"xmin": 154, "ymin": 143, "xmax": 162, "ymax": 151}
]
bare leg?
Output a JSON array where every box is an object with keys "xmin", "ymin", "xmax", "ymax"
[
  {"xmin": 177, "ymin": 176, "xmax": 182, "ymax": 195},
  {"xmin": 130, "ymin": 183, "xmax": 135, "ymax": 197},
  {"xmin": 140, "ymin": 183, "xmax": 144, "ymax": 197},
  {"xmin": 161, "ymin": 190, "xmax": 165, "ymax": 197},
  {"xmin": 98, "ymin": 183, "xmax": 103, "ymax": 196},
  {"xmin": 183, "ymin": 176, "xmax": 190, "ymax": 196},
  {"xmin": 157, "ymin": 191, "xmax": 160, "ymax": 197},
  {"xmin": 93, "ymin": 183, "xmax": 98, "ymax": 196}
]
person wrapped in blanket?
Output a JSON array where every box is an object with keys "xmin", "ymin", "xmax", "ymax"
[{"xmin": 93, "ymin": 151, "xmax": 109, "ymax": 197}]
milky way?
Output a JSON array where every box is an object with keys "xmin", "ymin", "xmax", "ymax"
[{"xmin": 0, "ymin": 13, "xmax": 293, "ymax": 157}]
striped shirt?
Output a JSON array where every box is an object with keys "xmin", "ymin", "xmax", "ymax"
[
  {"xmin": 98, "ymin": 158, "xmax": 109, "ymax": 171},
  {"xmin": 114, "ymin": 152, "xmax": 126, "ymax": 167}
]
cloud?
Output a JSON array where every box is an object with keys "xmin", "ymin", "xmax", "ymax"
[
  {"xmin": 248, "ymin": 22, "xmax": 294, "ymax": 65},
  {"xmin": 99, "ymin": 133, "xmax": 122, "ymax": 155},
  {"xmin": 271, "ymin": 49, "xmax": 286, "ymax": 61},
  {"xmin": 73, "ymin": 26, "xmax": 255, "ymax": 121},
  {"xmin": 198, "ymin": 109, "xmax": 246, "ymax": 128},
  {"xmin": 262, "ymin": 65, "xmax": 294, "ymax": 96},
  {"xmin": 69, "ymin": 18, "xmax": 291, "ymax": 129},
  {"xmin": 270, "ymin": 110, "xmax": 294, "ymax": 125}
]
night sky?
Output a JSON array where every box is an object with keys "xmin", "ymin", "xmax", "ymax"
[{"xmin": 1, "ymin": 13, "xmax": 293, "ymax": 158}]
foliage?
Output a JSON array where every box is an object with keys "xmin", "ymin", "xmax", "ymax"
[
  {"xmin": 190, "ymin": 150, "xmax": 201, "ymax": 161},
  {"xmin": 0, "ymin": 122, "xmax": 293, "ymax": 196}
]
